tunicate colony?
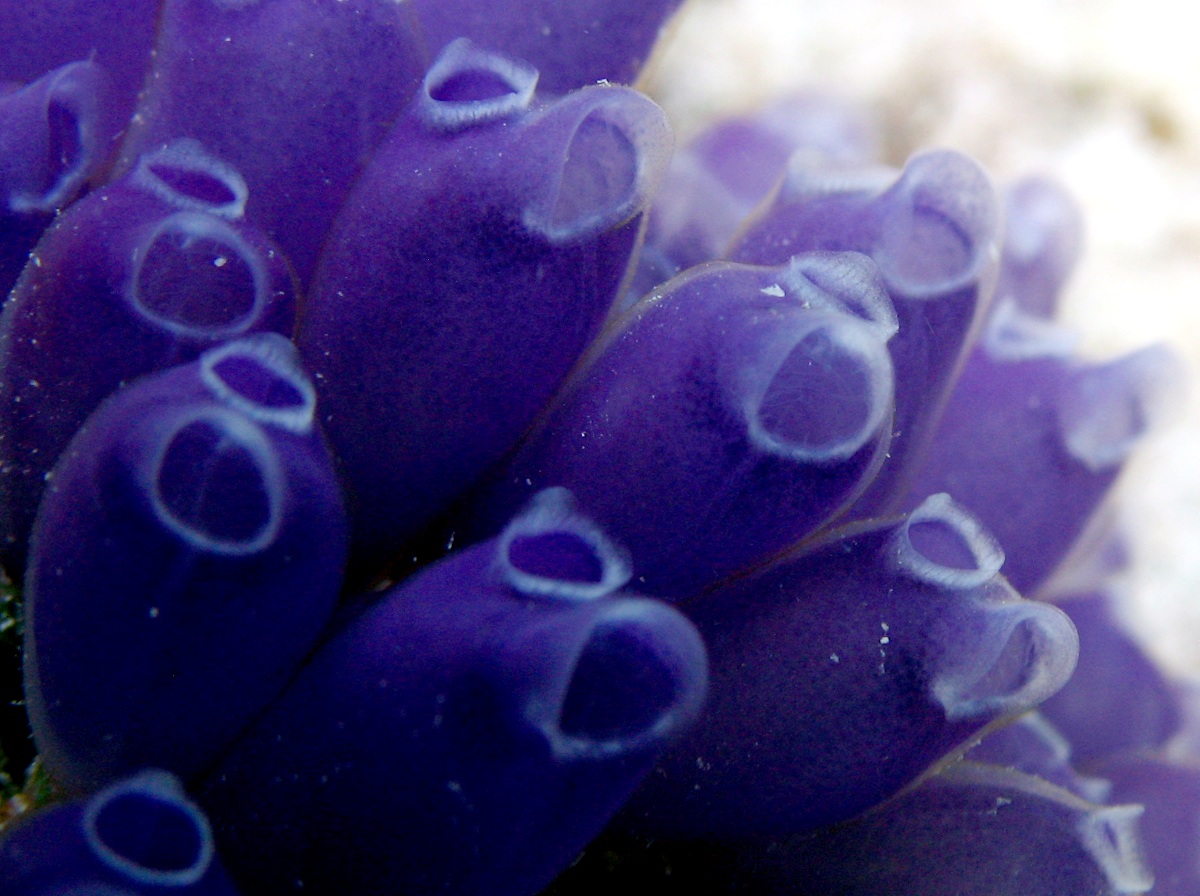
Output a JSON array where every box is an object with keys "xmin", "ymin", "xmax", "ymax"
[{"xmin": 0, "ymin": 2, "xmax": 1194, "ymax": 894}]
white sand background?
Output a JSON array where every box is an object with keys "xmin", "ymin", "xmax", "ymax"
[{"xmin": 647, "ymin": 0, "xmax": 1200, "ymax": 675}]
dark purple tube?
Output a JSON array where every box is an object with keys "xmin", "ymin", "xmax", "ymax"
[
  {"xmin": 199, "ymin": 488, "xmax": 707, "ymax": 896},
  {"xmin": 0, "ymin": 60, "xmax": 118, "ymax": 297},
  {"xmin": 729, "ymin": 149, "xmax": 1002, "ymax": 515},
  {"xmin": 0, "ymin": 139, "xmax": 298, "ymax": 574},
  {"xmin": 622, "ymin": 493, "xmax": 1078, "ymax": 837},
  {"xmin": 995, "ymin": 175, "xmax": 1085, "ymax": 319},
  {"xmin": 967, "ymin": 711, "xmax": 1113, "ymax": 803},
  {"xmin": 626, "ymin": 93, "xmax": 880, "ymax": 304},
  {"xmin": 462, "ymin": 253, "xmax": 897, "ymax": 598},
  {"xmin": 117, "ymin": 0, "xmax": 425, "ymax": 283},
  {"xmin": 302, "ymin": 41, "xmax": 672, "ymax": 570},
  {"xmin": 728, "ymin": 762, "xmax": 1152, "ymax": 896},
  {"xmin": 0, "ymin": 769, "xmax": 241, "ymax": 895},
  {"xmin": 1039, "ymin": 592, "xmax": 1183, "ymax": 764},
  {"xmin": 411, "ymin": 0, "xmax": 686, "ymax": 94},
  {"xmin": 23, "ymin": 334, "xmax": 347, "ymax": 791},
  {"xmin": 1097, "ymin": 753, "xmax": 1200, "ymax": 896},
  {"xmin": 906, "ymin": 300, "xmax": 1183, "ymax": 595},
  {"xmin": 0, "ymin": 0, "xmax": 160, "ymax": 140}
]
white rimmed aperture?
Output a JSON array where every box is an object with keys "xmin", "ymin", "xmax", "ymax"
[
  {"xmin": 148, "ymin": 405, "xmax": 284, "ymax": 557},
  {"xmin": 1077, "ymin": 804, "xmax": 1155, "ymax": 895},
  {"xmin": 873, "ymin": 149, "xmax": 1000, "ymax": 299},
  {"xmin": 889, "ymin": 493, "xmax": 1004, "ymax": 589},
  {"xmin": 498, "ymin": 488, "xmax": 632, "ymax": 602},
  {"xmin": 416, "ymin": 38, "xmax": 538, "ymax": 132},
  {"xmin": 779, "ymin": 252, "xmax": 899, "ymax": 342},
  {"xmin": 7, "ymin": 61, "xmax": 111, "ymax": 215},
  {"xmin": 931, "ymin": 595, "xmax": 1079, "ymax": 722},
  {"xmin": 529, "ymin": 597, "xmax": 708, "ymax": 762},
  {"xmin": 983, "ymin": 296, "xmax": 1081, "ymax": 362},
  {"xmin": 82, "ymin": 769, "xmax": 214, "ymax": 888},
  {"xmin": 200, "ymin": 334, "xmax": 316, "ymax": 434},
  {"xmin": 734, "ymin": 309, "xmax": 894, "ymax": 464},
  {"xmin": 522, "ymin": 86, "xmax": 672, "ymax": 245},
  {"xmin": 1057, "ymin": 343, "xmax": 1185, "ymax": 472},
  {"xmin": 130, "ymin": 139, "xmax": 249, "ymax": 219},
  {"xmin": 128, "ymin": 211, "xmax": 268, "ymax": 340}
]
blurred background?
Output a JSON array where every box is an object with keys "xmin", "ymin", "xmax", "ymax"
[{"xmin": 646, "ymin": 0, "xmax": 1200, "ymax": 675}]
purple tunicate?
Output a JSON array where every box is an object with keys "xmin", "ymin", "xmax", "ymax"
[
  {"xmin": 23, "ymin": 335, "xmax": 347, "ymax": 791},
  {"xmin": 726, "ymin": 762, "xmax": 1152, "ymax": 896},
  {"xmin": 0, "ymin": 1, "xmax": 160, "ymax": 141},
  {"xmin": 410, "ymin": 0, "xmax": 686, "ymax": 94},
  {"xmin": 462, "ymin": 253, "xmax": 897, "ymax": 598},
  {"xmin": 0, "ymin": 60, "xmax": 118, "ymax": 297},
  {"xmin": 117, "ymin": 0, "xmax": 426, "ymax": 283},
  {"xmin": 0, "ymin": 139, "xmax": 298, "ymax": 573},
  {"xmin": 0, "ymin": 769, "xmax": 241, "ymax": 895},
  {"xmin": 1095, "ymin": 753, "xmax": 1200, "ymax": 896},
  {"xmin": 967, "ymin": 711, "xmax": 1113, "ymax": 803},
  {"xmin": 995, "ymin": 175, "xmax": 1086, "ymax": 319},
  {"xmin": 198, "ymin": 488, "xmax": 707, "ymax": 896},
  {"xmin": 622, "ymin": 493, "xmax": 1078, "ymax": 837},
  {"xmin": 908, "ymin": 299, "xmax": 1183, "ymax": 594},
  {"xmin": 1039, "ymin": 592, "xmax": 1183, "ymax": 764},
  {"xmin": 302, "ymin": 41, "xmax": 672, "ymax": 572},
  {"xmin": 729, "ymin": 149, "xmax": 1002, "ymax": 515},
  {"xmin": 626, "ymin": 93, "xmax": 880, "ymax": 304}
]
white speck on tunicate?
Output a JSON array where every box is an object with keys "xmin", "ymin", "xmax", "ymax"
[
  {"xmin": 213, "ymin": 256, "xmax": 228, "ymax": 267},
  {"xmin": 149, "ymin": 607, "xmax": 159, "ymax": 618},
  {"xmin": 761, "ymin": 283, "xmax": 785, "ymax": 296}
]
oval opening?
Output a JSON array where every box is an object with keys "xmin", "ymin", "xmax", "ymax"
[
  {"xmin": 418, "ymin": 38, "xmax": 538, "ymax": 131},
  {"xmin": 559, "ymin": 622, "xmax": 681, "ymax": 742},
  {"xmin": 145, "ymin": 163, "xmax": 239, "ymax": 208},
  {"xmin": 212, "ymin": 354, "xmax": 305, "ymax": 410},
  {"xmin": 199, "ymin": 335, "xmax": 316, "ymax": 433},
  {"xmin": 131, "ymin": 213, "xmax": 264, "ymax": 338},
  {"xmin": 758, "ymin": 328, "xmax": 875, "ymax": 457},
  {"xmin": 498, "ymin": 488, "xmax": 632, "ymax": 602},
  {"xmin": 152, "ymin": 413, "xmax": 280, "ymax": 555},
  {"xmin": 131, "ymin": 140, "xmax": 248, "ymax": 219},
  {"xmin": 545, "ymin": 111, "xmax": 639, "ymax": 237},
  {"xmin": 93, "ymin": 791, "xmax": 204, "ymax": 875},
  {"xmin": 507, "ymin": 530, "xmax": 605, "ymax": 587},
  {"xmin": 42, "ymin": 98, "xmax": 86, "ymax": 198},
  {"xmin": 84, "ymin": 774, "xmax": 214, "ymax": 887},
  {"xmin": 874, "ymin": 151, "xmax": 998, "ymax": 298},
  {"xmin": 891, "ymin": 493, "xmax": 1004, "ymax": 589},
  {"xmin": 906, "ymin": 518, "xmax": 982, "ymax": 572}
]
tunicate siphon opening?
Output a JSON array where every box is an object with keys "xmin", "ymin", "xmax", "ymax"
[
  {"xmin": 131, "ymin": 212, "xmax": 265, "ymax": 339},
  {"xmin": 200, "ymin": 334, "xmax": 316, "ymax": 433},
  {"xmin": 1077, "ymin": 805, "xmax": 1155, "ymax": 894},
  {"xmin": 8, "ymin": 61, "xmax": 108, "ymax": 214},
  {"xmin": 523, "ymin": 88, "xmax": 671, "ymax": 244},
  {"xmin": 874, "ymin": 150, "xmax": 999, "ymax": 298},
  {"xmin": 890, "ymin": 493, "xmax": 1003, "ymax": 588},
  {"xmin": 757, "ymin": 327, "xmax": 875, "ymax": 458},
  {"xmin": 131, "ymin": 140, "xmax": 248, "ymax": 219},
  {"xmin": 544, "ymin": 111, "xmax": 638, "ymax": 238},
  {"xmin": 781, "ymin": 252, "xmax": 899, "ymax": 341},
  {"xmin": 41, "ymin": 98, "xmax": 85, "ymax": 197},
  {"xmin": 933, "ymin": 600, "xmax": 1079, "ymax": 722},
  {"xmin": 84, "ymin": 771, "xmax": 213, "ymax": 886},
  {"xmin": 1058, "ymin": 343, "xmax": 1184, "ymax": 472},
  {"xmin": 499, "ymin": 488, "xmax": 632, "ymax": 602},
  {"xmin": 559, "ymin": 621, "xmax": 682, "ymax": 742},
  {"xmin": 744, "ymin": 314, "xmax": 892, "ymax": 463},
  {"xmin": 151, "ymin": 411, "xmax": 282, "ymax": 555},
  {"xmin": 417, "ymin": 38, "xmax": 538, "ymax": 131},
  {"xmin": 508, "ymin": 531, "xmax": 605, "ymax": 586}
]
